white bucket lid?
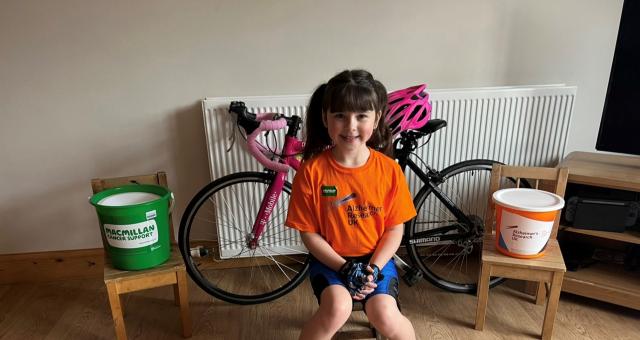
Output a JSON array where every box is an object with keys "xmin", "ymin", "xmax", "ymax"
[
  {"xmin": 98, "ymin": 192, "xmax": 161, "ymax": 206},
  {"xmin": 493, "ymin": 188, "xmax": 564, "ymax": 212}
]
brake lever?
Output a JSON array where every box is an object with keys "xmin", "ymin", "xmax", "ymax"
[{"xmin": 229, "ymin": 101, "xmax": 247, "ymax": 116}]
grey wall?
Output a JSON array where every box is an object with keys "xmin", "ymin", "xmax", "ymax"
[{"xmin": 0, "ymin": 0, "xmax": 624, "ymax": 254}]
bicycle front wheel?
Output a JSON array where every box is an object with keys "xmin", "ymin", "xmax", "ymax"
[
  {"xmin": 406, "ymin": 159, "xmax": 508, "ymax": 293},
  {"xmin": 179, "ymin": 171, "xmax": 309, "ymax": 304}
]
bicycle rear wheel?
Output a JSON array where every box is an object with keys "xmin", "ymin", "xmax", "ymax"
[
  {"xmin": 406, "ymin": 159, "xmax": 517, "ymax": 293},
  {"xmin": 179, "ymin": 171, "xmax": 309, "ymax": 304}
]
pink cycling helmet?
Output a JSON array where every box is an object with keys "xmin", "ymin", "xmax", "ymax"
[{"xmin": 385, "ymin": 84, "xmax": 432, "ymax": 136}]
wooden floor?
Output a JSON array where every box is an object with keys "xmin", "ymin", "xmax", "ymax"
[{"xmin": 1, "ymin": 275, "xmax": 639, "ymax": 339}]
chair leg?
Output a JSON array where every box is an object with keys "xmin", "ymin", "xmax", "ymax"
[
  {"xmin": 176, "ymin": 269, "xmax": 193, "ymax": 338},
  {"xmin": 475, "ymin": 263, "xmax": 491, "ymax": 330},
  {"xmin": 535, "ymin": 281, "xmax": 547, "ymax": 305},
  {"xmin": 106, "ymin": 281, "xmax": 127, "ymax": 340},
  {"xmin": 541, "ymin": 272, "xmax": 564, "ymax": 340},
  {"xmin": 173, "ymin": 282, "xmax": 180, "ymax": 306}
]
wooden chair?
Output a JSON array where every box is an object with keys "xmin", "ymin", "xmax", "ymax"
[
  {"xmin": 91, "ymin": 171, "xmax": 192, "ymax": 340},
  {"xmin": 474, "ymin": 165, "xmax": 568, "ymax": 340}
]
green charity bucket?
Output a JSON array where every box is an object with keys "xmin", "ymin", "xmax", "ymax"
[{"xmin": 89, "ymin": 184, "xmax": 173, "ymax": 270}]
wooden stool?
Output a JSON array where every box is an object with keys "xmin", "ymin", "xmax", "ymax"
[
  {"xmin": 92, "ymin": 172, "xmax": 192, "ymax": 340},
  {"xmin": 334, "ymin": 302, "xmax": 387, "ymax": 340},
  {"xmin": 475, "ymin": 165, "xmax": 568, "ymax": 340}
]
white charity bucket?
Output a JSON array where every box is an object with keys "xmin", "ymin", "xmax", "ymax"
[{"xmin": 493, "ymin": 188, "xmax": 565, "ymax": 258}]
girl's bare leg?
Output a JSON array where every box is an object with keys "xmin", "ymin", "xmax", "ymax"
[
  {"xmin": 299, "ymin": 285, "xmax": 352, "ymax": 340},
  {"xmin": 365, "ymin": 294, "xmax": 416, "ymax": 340}
]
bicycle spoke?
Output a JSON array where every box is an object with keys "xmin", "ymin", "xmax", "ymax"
[
  {"xmin": 180, "ymin": 173, "xmax": 309, "ymax": 303},
  {"xmin": 428, "ymin": 244, "xmax": 452, "ymax": 268},
  {"xmin": 443, "ymin": 249, "xmax": 465, "ymax": 281},
  {"xmin": 259, "ymin": 247, "xmax": 307, "ymax": 266},
  {"xmin": 258, "ymin": 247, "xmax": 292, "ymax": 281},
  {"xmin": 407, "ymin": 160, "xmax": 503, "ymax": 293}
]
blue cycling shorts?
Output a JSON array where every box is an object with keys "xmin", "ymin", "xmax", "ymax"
[{"xmin": 308, "ymin": 255, "xmax": 399, "ymax": 305}]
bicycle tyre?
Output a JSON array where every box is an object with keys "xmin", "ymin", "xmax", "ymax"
[
  {"xmin": 406, "ymin": 159, "xmax": 508, "ymax": 293},
  {"xmin": 179, "ymin": 171, "xmax": 310, "ymax": 304}
]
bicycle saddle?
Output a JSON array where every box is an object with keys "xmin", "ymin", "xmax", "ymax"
[{"xmin": 418, "ymin": 119, "xmax": 447, "ymax": 135}]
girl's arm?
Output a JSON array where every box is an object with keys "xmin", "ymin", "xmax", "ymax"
[
  {"xmin": 300, "ymin": 231, "xmax": 346, "ymax": 271},
  {"xmin": 369, "ymin": 224, "xmax": 404, "ymax": 269}
]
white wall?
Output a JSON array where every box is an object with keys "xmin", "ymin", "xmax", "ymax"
[{"xmin": 0, "ymin": 0, "xmax": 623, "ymax": 254}]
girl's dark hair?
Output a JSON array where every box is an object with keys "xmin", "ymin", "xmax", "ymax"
[{"xmin": 303, "ymin": 69, "xmax": 392, "ymax": 160}]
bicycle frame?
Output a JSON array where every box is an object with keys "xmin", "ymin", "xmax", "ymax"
[
  {"xmin": 394, "ymin": 137, "xmax": 477, "ymax": 246},
  {"xmin": 249, "ymin": 134, "xmax": 303, "ymax": 248}
]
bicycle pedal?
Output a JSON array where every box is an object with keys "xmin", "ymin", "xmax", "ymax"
[{"xmin": 402, "ymin": 268, "xmax": 423, "ymax": 287}]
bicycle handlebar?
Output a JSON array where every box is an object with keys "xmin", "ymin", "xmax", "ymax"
[
  {"xmin": 229, "ymin": 101, "xmax": 300, "ymax": 131},
  {"xmin": 228, "ymin": 101, "xmax": 299, "ymax": 173}
]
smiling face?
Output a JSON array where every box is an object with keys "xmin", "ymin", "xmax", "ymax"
[
  {"xmin": 324, "ymin": 110, "xmax": 379, "ymax": 157},
  {"xmin": 317, "ymin": 71, "xmax": 388, "ymax": 162}
]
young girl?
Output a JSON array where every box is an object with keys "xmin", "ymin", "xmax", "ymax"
[{"xmin": 285, "ymin": 69, "xmax": 417, "ymax": 340}]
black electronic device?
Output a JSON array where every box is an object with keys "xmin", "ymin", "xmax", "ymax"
[
  {"xmin": 565, "ymin": 196, "xmax": 639, "ymax": 232},
  {"xmin": 596, "ymin": 0, "xmax": 640, "ymax": 156}
]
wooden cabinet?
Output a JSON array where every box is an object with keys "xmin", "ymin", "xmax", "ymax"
[{"xmin": 558, "ymin": 151, "xmax": 640, "ymax": 310}]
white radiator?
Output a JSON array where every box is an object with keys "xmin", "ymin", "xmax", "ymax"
[{"xmin": 202, "ymin": 85, "xmax": 576, "ymax": 257}]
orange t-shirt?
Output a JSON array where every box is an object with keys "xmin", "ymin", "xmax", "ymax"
[{"xmin": 285, "ymin": 149, "xmax": 417, "ymax": 257}]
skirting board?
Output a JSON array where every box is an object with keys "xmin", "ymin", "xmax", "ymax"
[
  {"xmin": 0, "ymin": 247, "xmax": 544, "ymax": 296},
  {"xmin": 0, "ymin": 248, "xmax": 104, "ymax": 285}
]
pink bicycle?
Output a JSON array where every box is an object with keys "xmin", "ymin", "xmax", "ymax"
[
  {"xmin": 179, "ymin": 101, "xmax": 309, "ymax": 304},
  {"xmin": 180, "ymin": 101, "xmax": 514, "ymax": 305}
]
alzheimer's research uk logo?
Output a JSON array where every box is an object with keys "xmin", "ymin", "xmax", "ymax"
[
  {"xmin": 321, "ymin": 185, "xmax": 337, "ymax": 197},
  {"xmin": 333, "ymin": 193, "xmax": 357, "ymax": 207}
]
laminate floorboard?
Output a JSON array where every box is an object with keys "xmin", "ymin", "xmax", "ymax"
[{"xmin": 1, "ymin": 275, "xmax": 639, "ymax": 339}]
